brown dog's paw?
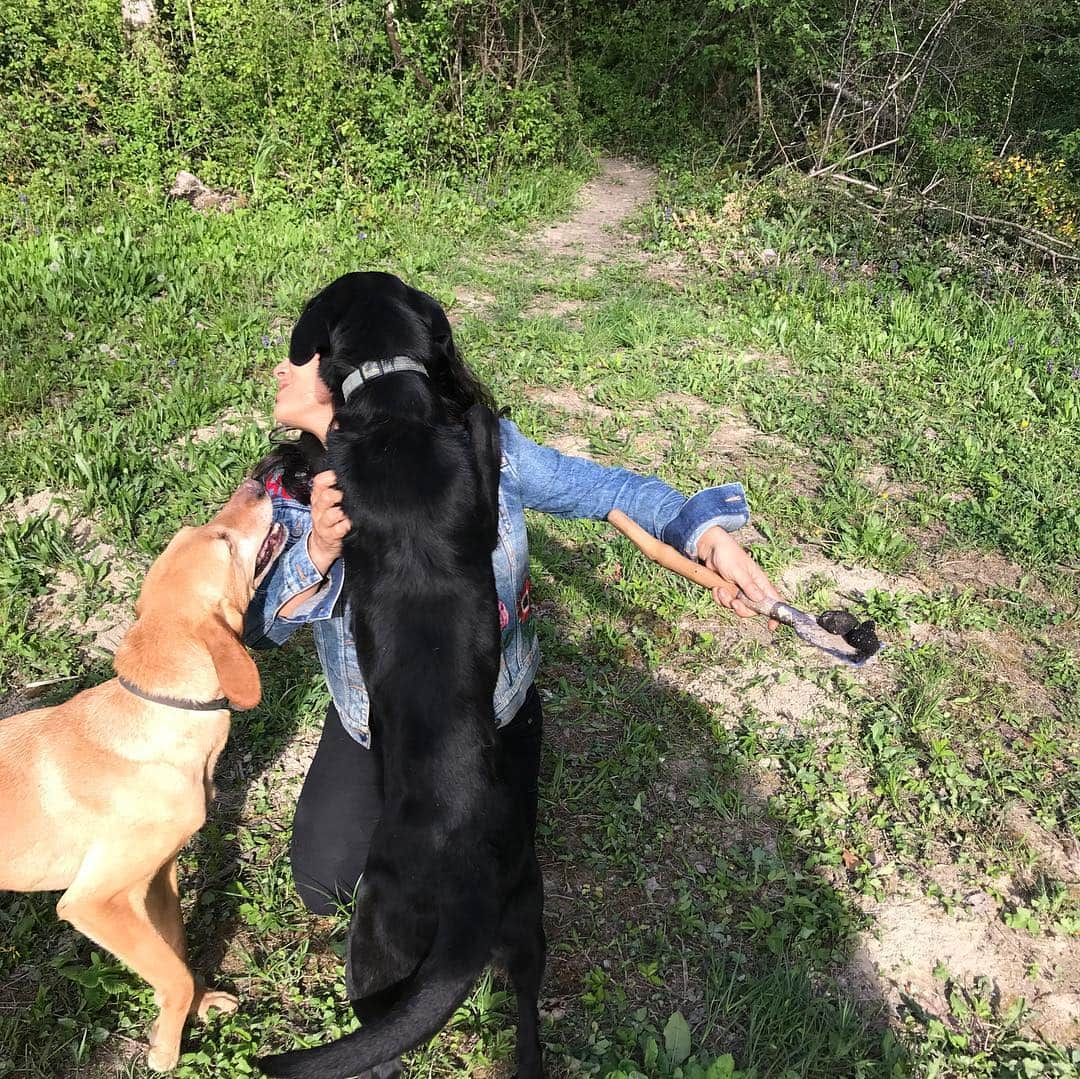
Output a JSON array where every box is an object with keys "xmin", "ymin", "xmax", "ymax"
[
  {"xmin": 193, "ymin": 987, "xmax": 239, "ymax": 1020},
  {"xmin": 146, "ymin": 1039, "xmax": 181, "ymax": 1072}
]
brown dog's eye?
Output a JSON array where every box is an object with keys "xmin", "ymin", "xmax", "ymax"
[{"xmin": 213, "ymin": 531, "xmax": 236, "ymax": 552}]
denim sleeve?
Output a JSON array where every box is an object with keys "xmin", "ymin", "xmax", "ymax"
[
  {"xmin": 242, "ymin": 525, "xmax": 346, "ymax": 649},
  {"xmin": 500, "ymin": 418, "xmax": 749, "ymax": 556},
  {"xmin": 662, "ymin": 484, "xmax": 751, "ymax": 557}
]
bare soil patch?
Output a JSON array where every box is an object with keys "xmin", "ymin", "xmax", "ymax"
[
  {"xmin": 704, "ymin": 412, "xmax": 764, "ymax": 461},
  {"xmin": 735, "ymin": 346, "xmax": 798, "ymax": 377},
  {"xmin": 532, "ymin": 157, "xmax": 658, "ymax": 277},
  {"xmin": 629, "ymin": 430, "xmax": 673, "ymax": 468},
  {"xmin": 544, "ymin": 434, "xmax": 596, "ymax": 460},
  {"xmin": 676, "ymin": 407, "xmax": 819, "ymax": 494},
  {"xmin": 654, "ymin": 391, "xmax": 711, "ymax": 415},
  {"xmin": 924, "ymin": 548, "xmax": 1056, "ymax": 603},
  {"xmin": 522, "ymin": 296, "xmax": 587, "ymax": 323},
  {"xmin": 955, "ymin": 625, "xmax": 1059, "ymax": 719},
  {"xmin": 8, "ymin": 488, "xmax": 74, "ymax": 525},
  {"xmin": 636, "ymin": 253, "xmax": 690, "ymax": 288},
  {"xmin": 781, "ymin": 555, "xmax": 925, "ymax": 602},
  {"xmin": 521, "ymin": 385, "xmax": 612, "ymax": 420},
  {"xmin": 859, "ymin": 464, "xmax": 921, "ymax": 502},
  {"xmin": 6, "ymin": 488, "xmax": 140, "ymax": 657},
  {"xmin": 1003, "ymin": 804, "xmax": 1080, "ymax": 885},
  {"xmin": 674, "ymin": 660, "xmax": 848, "ymax": 738},
  {"xmin": 451, "ymin": 286, "xmax": 497, "ymax": 313},
  {"xmin": 843, "ymin": 887, "xmax": 1080, "ymax": 1043},
  {"xmin": 185, "ymin": 408, "xmax": 269, "ymax": 446}
]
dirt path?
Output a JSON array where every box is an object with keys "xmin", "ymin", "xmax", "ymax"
[{"xmin": 532, "ymin": 156, "xmax": 658, "ymax": 272}]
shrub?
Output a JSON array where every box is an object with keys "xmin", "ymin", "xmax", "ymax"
[{"xmin": 0, "ymin": 0, "xmax": 580, "ymax": 218}]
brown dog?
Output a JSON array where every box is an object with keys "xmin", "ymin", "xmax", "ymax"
[{"xmin": 0, "ymin": 478, "xmax": 285, "ymax": 1071}]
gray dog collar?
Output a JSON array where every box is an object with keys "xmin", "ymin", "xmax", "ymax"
[{"xmin": 341, "ymin": 356, "xmax": 428, "ymax": 401}]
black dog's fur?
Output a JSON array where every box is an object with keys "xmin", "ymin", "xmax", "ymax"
[{"xmin": 259, "ymin": 273, "xmax": 545, "ymax": 1079}]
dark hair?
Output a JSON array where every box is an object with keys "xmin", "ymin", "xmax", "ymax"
[{"xmin": 252, "ymin": 272, "xmax": 498, "ymax": 504}]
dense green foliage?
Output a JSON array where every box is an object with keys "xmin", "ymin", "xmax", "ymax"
[
  {"xmin": 0, "ymin": 0, "xmax": 577, "ymax": 218},
  {"xmin": 568, "ymin": 0, "xmax": 1080, "ymax": 248},
  {"xmin": 4, "ymin": 1, "xmax": 1078, "ymax": 246}
]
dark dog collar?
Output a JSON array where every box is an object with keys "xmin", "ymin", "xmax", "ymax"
[
  {"xmin": 118, "ymin": 675, "xmax": 229, "ymax": 712},
  {"xmin": 341, "ymin": 356, "xmax": 428, "ymax": 401}
]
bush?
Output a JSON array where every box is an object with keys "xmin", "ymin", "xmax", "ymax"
[
  {"xmin": 561, "ymin": 0, "xmax": 1080, "ymax": 255},
  {"xmin": 0, "ymin": 0, "xmax": 580, "ymax": 218}
]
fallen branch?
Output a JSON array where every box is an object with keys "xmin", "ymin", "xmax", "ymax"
[
  {"xmin": 822, "ymin": 173, "xmax": 1080, "ymax": 264},
  {"xmin": 809, "ymin": 137, "xmax": 901, "ymax": 178},
  {"xmin": 822, "ymin": 78, "xmax": 877, "ymax": 113}
]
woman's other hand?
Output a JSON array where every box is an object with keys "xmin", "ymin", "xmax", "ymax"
[
  {"xmin": 308, "ymin": 470, "xmax": 351, "ymax": 575},
  {"xmin": 695, "ymin": 525, "xmax": 783, "ymax": 630}
]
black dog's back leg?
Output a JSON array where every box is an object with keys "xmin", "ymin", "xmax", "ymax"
[
  {"xmin": 346, "ymin": 984, "xmax": 407, "ymax": 1079},
  {"xmin": 507, "ymin": 922, "xmax": 545, "ymax": 1078},
  {"xmin": 346, "ymin": 887, "xmax": 430, "ymax": 1002},
  {"xmin": 500, "ymin": 879, "xmax": 546, "ymax": 1079}
]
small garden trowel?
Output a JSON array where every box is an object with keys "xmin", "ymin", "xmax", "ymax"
[{"xmin": 607, "ymin": 509, "xmax": 882, "ymax": 668}]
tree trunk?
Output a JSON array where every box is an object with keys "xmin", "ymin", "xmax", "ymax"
[{"xmin": 121, "ymin": 0, "xmax": 155, "ymax": 32}]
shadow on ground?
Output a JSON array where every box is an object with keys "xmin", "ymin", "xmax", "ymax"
[{"xmin": 526, "ymin": 524, "xmax": 908, "ymax": 1076}]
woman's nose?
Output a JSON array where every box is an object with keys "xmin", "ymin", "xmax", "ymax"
[{"xmin": 272, "ymin": 358, "xmax": 287, "ymax": 380}]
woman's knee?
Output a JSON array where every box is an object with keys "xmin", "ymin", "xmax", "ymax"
[
  {"xmin": 292, "ymin": 871, "xmax": 343, "ymax": 916},
  {"xmin": 288, "ymin": 704, "xmax": 381, "ymax": 913},
  {"xmin": 289, "ymin": 806, "xmax": 369, "ymax": 914}
]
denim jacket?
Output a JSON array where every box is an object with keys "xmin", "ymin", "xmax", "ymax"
[{"xmin": 243, "ymin": 418, "xmax": 750, "ymax": 746}]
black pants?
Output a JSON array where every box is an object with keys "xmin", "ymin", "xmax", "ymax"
[{"xmin": 290, "ymin": 685, "xmax": 543, "ymax": 915}]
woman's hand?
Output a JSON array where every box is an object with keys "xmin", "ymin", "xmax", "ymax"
[
  {"xmin": 307, "ymin": 470, "xmax": 351, "ymax": 576},
  {"xmin": 695, "ymin": 525, "xmax": 783, "ymax": 630}
]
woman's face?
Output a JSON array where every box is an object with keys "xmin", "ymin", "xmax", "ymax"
[{"xmin": 272, "ymin": 352, "xmax": 334, "ymax": 441}]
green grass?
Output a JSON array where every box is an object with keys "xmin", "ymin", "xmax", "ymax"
[{"xmin": 1, "ymin": 162, "xmax": 1078, "ymax": 1078}]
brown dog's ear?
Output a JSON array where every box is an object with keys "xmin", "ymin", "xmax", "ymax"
[{"xmin": 200, "ymin": 616, "xmax": 261, "ymax": 711}]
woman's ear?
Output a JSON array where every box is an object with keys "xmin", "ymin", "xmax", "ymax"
[{"xmin": 199, "ymin": 616, "xmax": 261, "ymax": 710}]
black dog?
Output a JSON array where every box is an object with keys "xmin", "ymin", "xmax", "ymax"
[{"xmin": 259, "ymin": 273, "xmax": 545, "ymax": 1079}]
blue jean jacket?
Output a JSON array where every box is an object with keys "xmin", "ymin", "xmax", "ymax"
[{"xmin": 243, "ymin": 418, "xmax": 750, "ymax": 746}]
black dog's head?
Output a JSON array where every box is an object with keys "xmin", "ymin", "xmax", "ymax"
[
  {"xmin": 290, "ymin": 271, "xmax": 463, "ymax": 414},
  {"xmin": 293, "ymin": 271, "xmax": 502, "ymax": 548}
]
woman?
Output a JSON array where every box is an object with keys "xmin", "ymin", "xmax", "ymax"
[{"xmin": 244, "ymin": 271, "xmax": 782, "ymax": 915}]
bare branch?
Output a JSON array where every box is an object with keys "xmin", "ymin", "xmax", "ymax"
[
  {"xmin": 809, "ymin": 137, "xmax": 901, "ymax": 178},
  {"xmin": 823, "ymin": 174, "xmax": 1080, "ymax": 263},
  {"xmin": 385, "ymin": 0, "xmax": 433, "ymax": 91}
]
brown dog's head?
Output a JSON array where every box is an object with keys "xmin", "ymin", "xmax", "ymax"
[{"xmin": 114, "ymin": 480, "xmax": 287, "ymax": 710}]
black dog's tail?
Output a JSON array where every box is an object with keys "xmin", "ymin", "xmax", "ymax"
[{"xmin": 258, "ymin": 924, "xmax": 487, "ymax": 1079}]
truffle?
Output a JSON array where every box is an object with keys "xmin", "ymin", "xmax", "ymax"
[
  {"xmin": 817, "ymin": 609, "xmax": 859, "ymax": 637},
  {"xmin": 844, "ymin": 619, "xmax": 880, "ymax": 658}
]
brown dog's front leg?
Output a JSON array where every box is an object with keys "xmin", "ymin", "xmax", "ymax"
[
  {"xmin": 57, "ymin": 869, "xmax": 197, "ymax": 1072},
  {"xmin": 145, "ymin": 860, "xmax": 187, "ymax": 962},
  {"xmin": 146, "ymin": 859, "xmax": 239, "ymax": 1022}
]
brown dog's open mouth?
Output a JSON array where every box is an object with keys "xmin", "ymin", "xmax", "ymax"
[{"xmin": 254, "ymin": 522, "xmax": 287, "ymax": 582}]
